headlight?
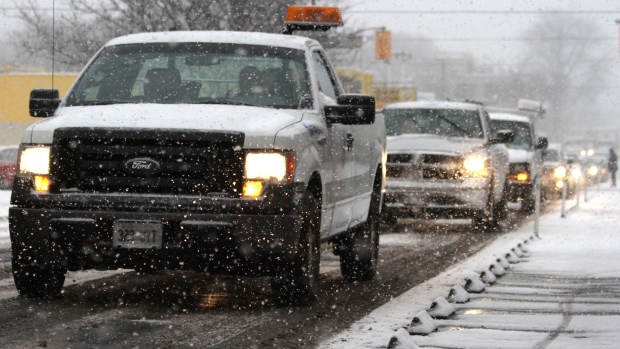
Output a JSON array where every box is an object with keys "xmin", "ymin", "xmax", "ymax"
[
  {"xmin": 463, "ymin": 156, "xmax": 487, "ymax": 177},
  {"xmin": 243, "ymin": 151, "xmax": 295, "ymax": 198},
  {"xmin": 553, "ymin": 166, "xmax": 566, "ymax": 179},
  {"xmin": 587, "ymin": 165, "xmax": 598, "ymax": 176},
  {"xmin": 19, "ymin": 146, "xmax": 50, "ymax": 175}
]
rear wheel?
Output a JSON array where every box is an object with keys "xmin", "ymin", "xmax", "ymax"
[
  {"xmin": 12, "ymin": 245, "xmax": 66, "ymax": 298},
  {"xmin": 339, "ymin": 185, "xmax": 381, "ymax": 282},
  {"xmin": 271, "ymin": 191, "xmax": 320, "ymax": 306}
]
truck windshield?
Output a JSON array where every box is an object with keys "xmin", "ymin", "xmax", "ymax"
[
  {"xmin": 66, "ymin": 43, "xmax": 311, "ymax": 109},
  {"xmin": 490, "ymin": 120, "xmax": 532, "ymax": 149},
  {"xmin": 384, "ymin": 108, "xmax": 483, "ymax": 139}
]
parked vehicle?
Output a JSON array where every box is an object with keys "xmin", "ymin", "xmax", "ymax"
[
  {"xmin": 381, "ymin": 101, "xmax": 512, "ymax": 231},
  {"xmin": 9, "ymin": 6, "xmax": 386, "ymax": 304},
  {"xmin": 489, "ymin": 112, "xmax": 547, "ymax": 213},
  {"xmin": 0, "ymin": 146, "xmax": 18, "ymax": 189}
]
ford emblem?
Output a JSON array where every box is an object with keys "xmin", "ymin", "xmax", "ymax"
[{"xmin": 123, "ymin": 158, "xmax": 161, "ymax": 176}]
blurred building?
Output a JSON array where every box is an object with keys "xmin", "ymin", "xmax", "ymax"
[{"xmin": 0, "ymin": 67, "xmax": 77, "ymax": 145}]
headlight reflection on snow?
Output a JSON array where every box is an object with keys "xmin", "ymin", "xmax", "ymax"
[{"xmin": 463, "ymin": 309, "xmax": 485, "ymax": 315}]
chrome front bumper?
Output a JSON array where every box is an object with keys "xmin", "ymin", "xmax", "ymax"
[{"xmin": 383, "ymin": 178, "xmax": 489, "ymax": 218}]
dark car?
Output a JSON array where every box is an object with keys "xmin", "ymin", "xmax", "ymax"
[{"xmin": 0, "ymin": 146, "xmax": 18, "ymax": 190}]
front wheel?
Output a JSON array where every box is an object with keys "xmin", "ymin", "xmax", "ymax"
[
  {"xmin": 271, "ymin": 191, "xmax": 320, "ymax": 306},
  {"xmin": 521, "ymin": 187, "xmax": 536, "ymax": 214},
  {"xmin": 472, "ymin": 188, "xmax": 497, "ymax": 232},
  {"xmin": 12, "ymin": 245, "xmax": 66, "ymax": 298}
]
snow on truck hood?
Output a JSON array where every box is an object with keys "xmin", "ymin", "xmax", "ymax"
[
  {"xmin": 387, "ymin": 134, "xmax": 485, "ymax": 155},
  {"xmin": 27, "ymin": 104, "xmax": 302, "ymax": 148}
]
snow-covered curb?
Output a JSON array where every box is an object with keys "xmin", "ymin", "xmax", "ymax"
[{"xmin": 318, "ymin": 211, "xmax": 551, "ymax": 348}]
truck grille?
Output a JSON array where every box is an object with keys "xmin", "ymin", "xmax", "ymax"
[
  {"xmin": 420, "ymin": 154, "xmax": 463, "ymax": 180},
  {"xmin": 51, "ymin": 128, "xmax": 245, "ymax": 196},
  {"xmin": 387, "ymin": 153, "xmax": 413, "ymax": 178}
]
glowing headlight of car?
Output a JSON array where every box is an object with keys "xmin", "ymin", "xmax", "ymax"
[
  {"xmin": 463, "ymin": 156, "xmax": 487, "ymax": 176},
  {"xmin": 587, "ymin": 165, "xmax": 598, "ymax": 176},
  {"xmin": 553, "ymin": 166, "xmax": 566, "ymax": 179},
  {"xmin": 245, "ymin": 153, "xmax": 287, "ymax": 182},
  {"xmin": 243, "ymin": 152, "xmax": 295, "ymax": 198},
  {"xmin": 19, "ymin": 146, "xmax": 50, "ymax": 175}
]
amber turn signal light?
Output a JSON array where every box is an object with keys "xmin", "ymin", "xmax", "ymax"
[
  {"xmin": 243, "ymin": 180, "xmax": 264, "ymax": 198},
  {"xmin": 34, "ymin": 175, "xmax": 50, "ymax": 192}
]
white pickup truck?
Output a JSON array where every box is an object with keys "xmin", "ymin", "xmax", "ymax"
[{"xmin": 10, "ymin": 6, "xmax": 386, "ymax": 305}]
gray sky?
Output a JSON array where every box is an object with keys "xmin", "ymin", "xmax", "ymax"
[{"xmin": 347, "ymin": 0, "xmax": 620, "ymax": 132}]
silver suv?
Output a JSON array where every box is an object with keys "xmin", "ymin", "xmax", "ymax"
[{"xmin": 381, "ymin": 101, "xmax": 512, "ymax": 230}]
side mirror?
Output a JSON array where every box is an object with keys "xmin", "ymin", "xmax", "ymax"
[
  {"xmin": 535, "ymin": 137, "xmax": 548, "ymax": 149},
  {"xmin": 30, "ymin": 89, "xmax": 61, "ymax": 117},
  {"xmin": 489, "ymin": 129, "xmax": 514, "ymax": 144},
  {"xmin": 325, "ymin": 94, "xmax": 375, "ymax": 125}
]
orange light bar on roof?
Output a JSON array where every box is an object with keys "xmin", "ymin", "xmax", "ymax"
[
  {"xmin": 285, "ymin": 6, "xmax": 343, "ymax": 26},
  {"xmin": 283, "ymin": 6, "xmax": 343, "ymax": 34}
]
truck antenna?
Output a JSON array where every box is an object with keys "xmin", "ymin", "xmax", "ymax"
[{"xmin": 52, "ymin": 0, "xmax": 55, "ymax": 89}]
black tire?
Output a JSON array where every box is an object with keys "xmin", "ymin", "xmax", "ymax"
[
  {"xmin": 521, "ymin": 187, "xmax": 536, "ymax": 214},
  {"xmin": 12, "ymin": 246, "xmax": 66, "ymax": 298},
  {"xmin": 271, "ymin": 191, "xmax": 320, "ymax": 306},
  {"xmin": 339, "ymin": 187, "xmax": 380, "ymax": 282},
  {"xmin": 472, "ymin": 188, "xmax": 497, "ymax": 232},
  {"xmin": 494, "ymin": 191, "xmax": 508, "ymax": 221}
]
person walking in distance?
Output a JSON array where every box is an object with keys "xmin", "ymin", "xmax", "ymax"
[{"xmin": 609, "ymin": 148, "xmax": 618, "ymax": 187}]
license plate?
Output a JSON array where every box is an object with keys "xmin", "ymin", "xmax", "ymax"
[{"xmin": 113, "ymin": 221, "xmax": 163, "ymax": 249}]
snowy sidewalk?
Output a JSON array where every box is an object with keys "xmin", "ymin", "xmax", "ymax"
[{"xmin": 319, "ymin": 187, "xmax": 620, "ymax": 349}]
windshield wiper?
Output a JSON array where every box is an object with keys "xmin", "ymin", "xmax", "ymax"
[
  {"xmin": 189, "ymin": 100, "xmax": 260, "ymax": 107},
  {"xmin": 435, "ymin": 115, "xmax": 473, "ymax": 138}
]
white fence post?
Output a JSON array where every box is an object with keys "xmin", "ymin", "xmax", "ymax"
[{"xmin": 534, "ymin": 175, "xmax": 541, "ymax": 238}]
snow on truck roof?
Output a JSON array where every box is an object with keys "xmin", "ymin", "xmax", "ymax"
[
  {"xmin": 104, "ymin": 31, "xmax": 318, "ymax": 51},
  {"xmin": 488, "ymin": 112, "xmax": 532, "ymax": 123},
  {"xmin": 383, "ymin": 101, "xmax": 481, "ymax": 111}
]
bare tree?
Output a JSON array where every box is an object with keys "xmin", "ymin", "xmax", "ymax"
[
  {"xmin": 514, "ymin": 15, "xmax": 610, "ymax": 138},
  {"xmin": 13, "ymin": 0, "xmax": 358, "ymax": 70}
]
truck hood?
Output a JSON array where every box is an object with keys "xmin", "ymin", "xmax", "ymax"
[
  {"xmin": 387, "ymin": 134, "xmax": 486, "ymax": 155},
  {"xmin": 27, "ymin": 104, "xmax": 303, "ymax": 148},
  {"xmin": 506, "ymin": 148, "xmax": 533, "ymax": 164}
]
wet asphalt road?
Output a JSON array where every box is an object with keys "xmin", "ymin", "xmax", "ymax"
[{"xmin": 0, "ymin": 206, "xmax": 549, "ymax": 349}]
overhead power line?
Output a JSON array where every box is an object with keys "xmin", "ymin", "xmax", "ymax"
[
  {"xmin": 349, "ymin": 10, "xmax": 620, "ymax": 15},
  {"xmin": 391, "ymin": 37, "xmax": 617, "ymax": 42}
]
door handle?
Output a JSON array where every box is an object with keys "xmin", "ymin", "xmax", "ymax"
[{"xmin": 346, "ymin": 133, "xmax": 354, "ymax": 151}]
